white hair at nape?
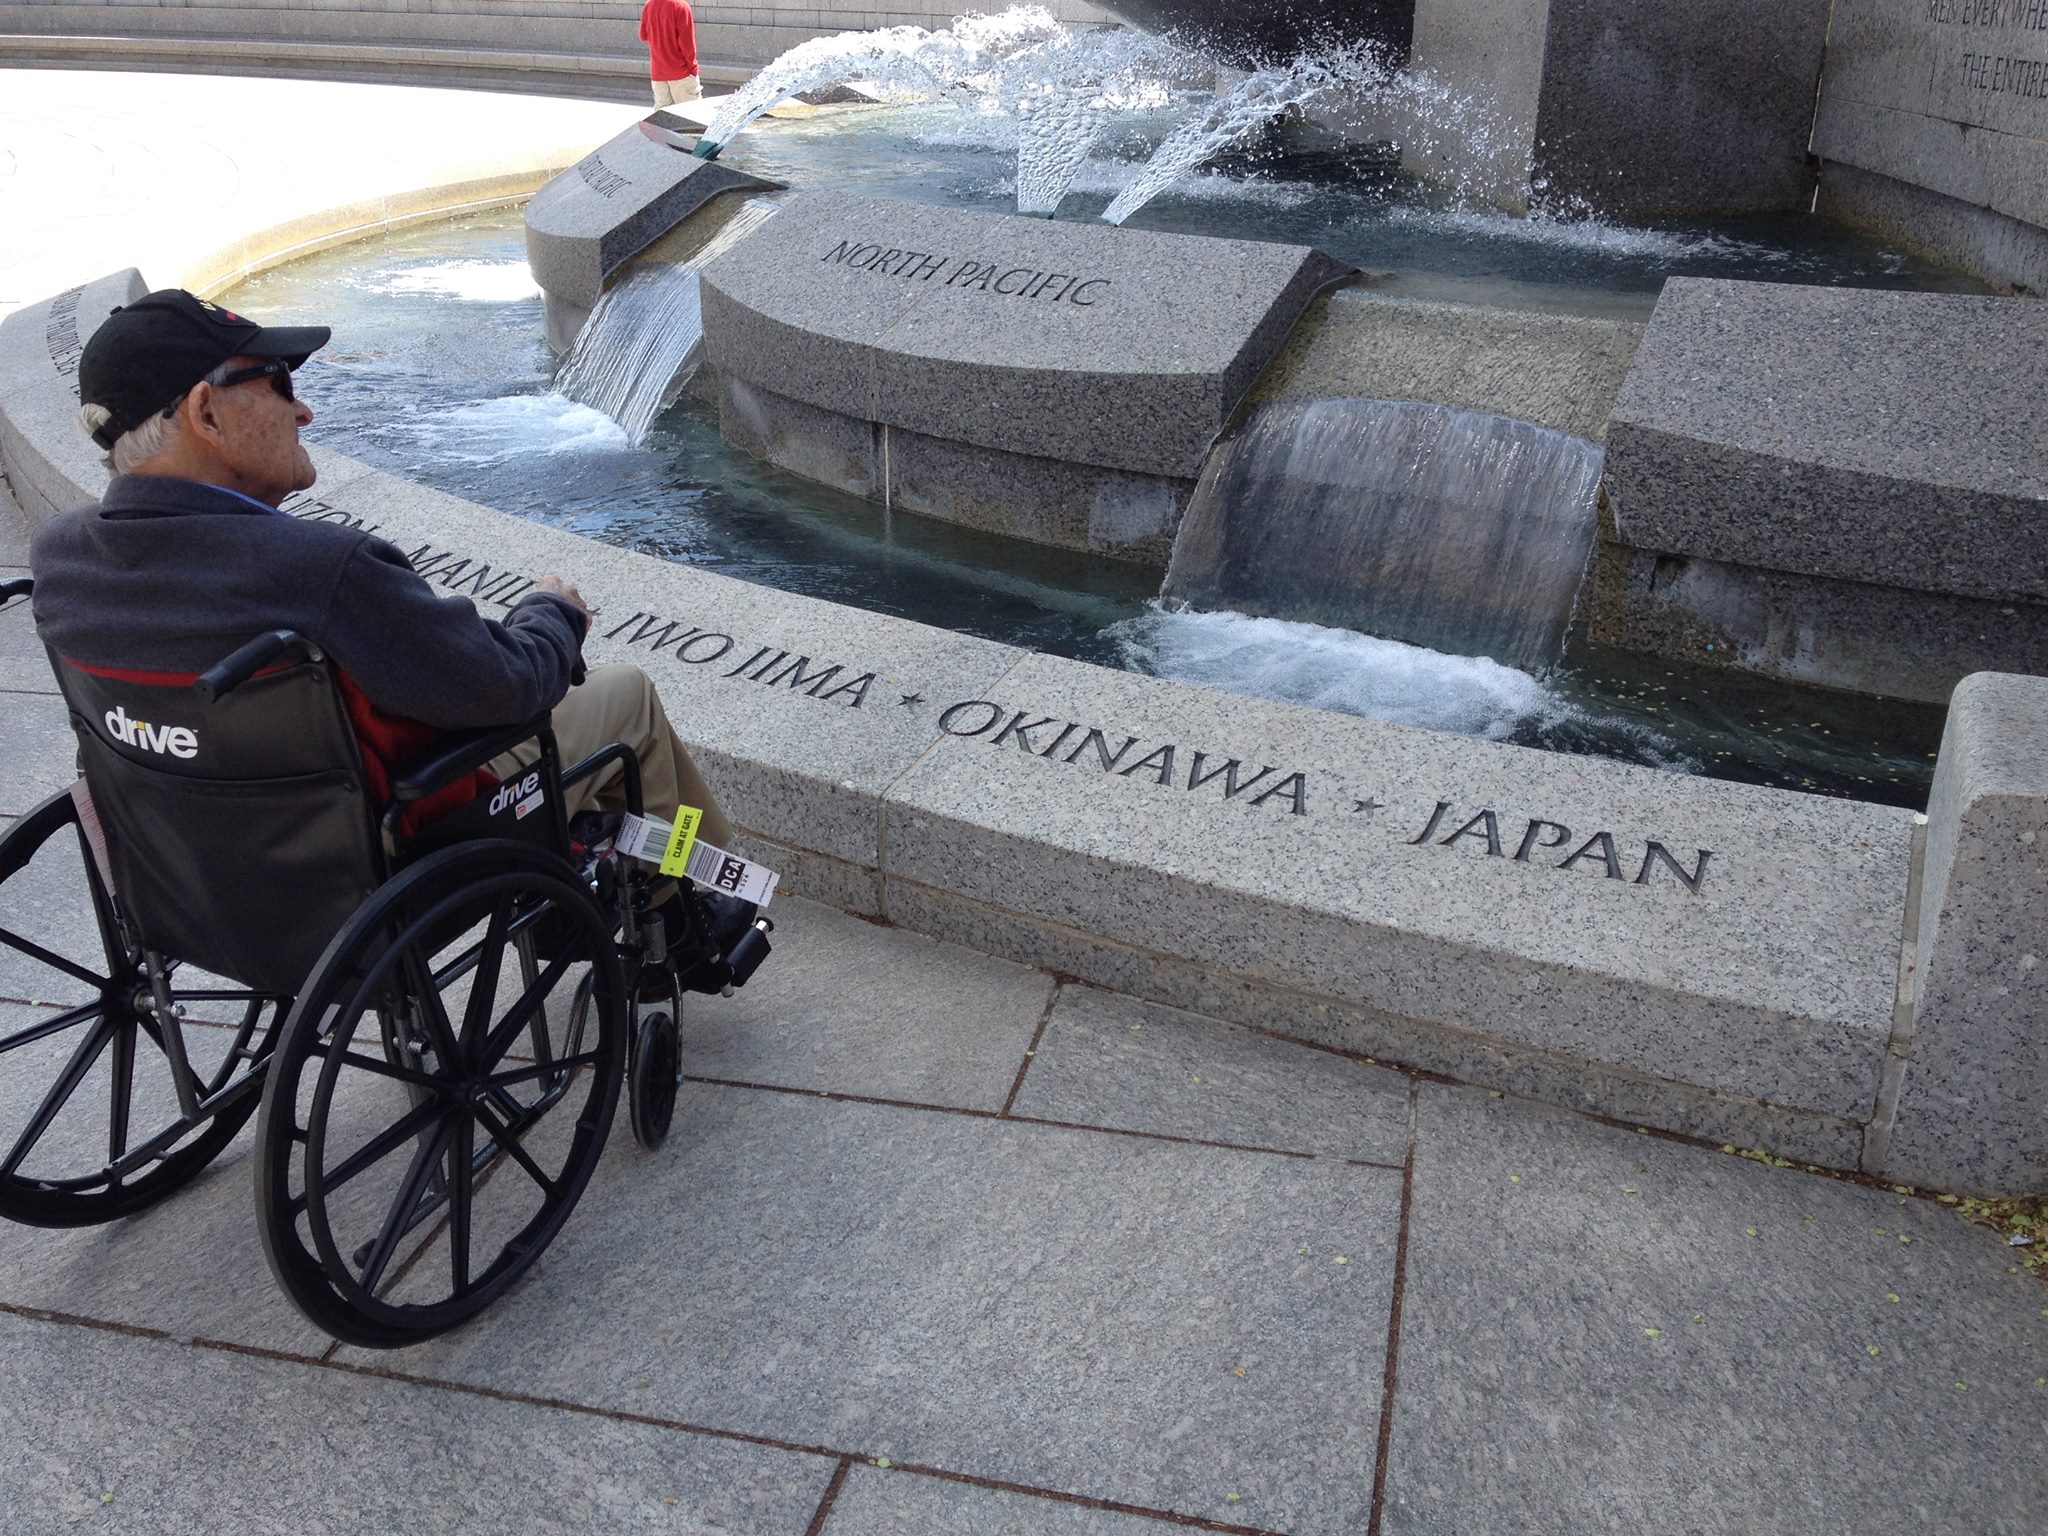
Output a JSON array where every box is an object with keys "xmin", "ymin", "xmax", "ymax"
[{"xmin": 78, "ymin": 403, "xmax": 178, "ymax": 475}]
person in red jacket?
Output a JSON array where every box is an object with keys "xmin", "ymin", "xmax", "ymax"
[{"xmin": 641, "ymin": 0, "xmax": 700, "ymax": 106}]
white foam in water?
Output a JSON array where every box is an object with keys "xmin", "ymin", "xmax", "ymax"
[
  {"xmin": 363, "ymin": 260, "xmax": 541, "ymax": 303},
  {"xmin": 380, "ymin": 394, "xmax": 626, "ymax": 466},
  {"xmin": 1110, "ymin": 605, "xmax": 1562, "ymax": 739},
  {"xmin": 1384, "ymin": 205, "xmax": 1776, "ymax": 263},
  {"xmin": 1071, "ymin": 159, "xmax": 1316, "ymax": 206}
]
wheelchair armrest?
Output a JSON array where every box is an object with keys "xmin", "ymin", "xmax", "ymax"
[{"xmin": 389, "ymin": 717, "xmax": 549, "ymax": 802}]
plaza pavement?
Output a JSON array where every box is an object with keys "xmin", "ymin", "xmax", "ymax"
[{"xmin": 2, "ymin": 68, "xmax": 2046, "ymax": 1536}]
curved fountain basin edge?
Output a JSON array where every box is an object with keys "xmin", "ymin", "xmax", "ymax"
[{"xmin": 6, "ymin": 265, "xmax": 1966, "ymax": 1191}]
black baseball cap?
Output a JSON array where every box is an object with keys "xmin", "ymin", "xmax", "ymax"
[{"xmin": 78, "ymin": 289, "xmax": 330, "ymax": 449}]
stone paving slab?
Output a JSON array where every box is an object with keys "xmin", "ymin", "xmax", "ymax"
[
  {"xmin": 0, "ymin": 1000, "xmax": 349, "ymax": 1356},
  {"xmin": 888, "ymin": 877, "xmax": 1876, "ymax": 1171},
  {"xmin": 823, "ymin": 1463, "xmax": 1190, "ymax": 1535},
  {"xmin": 683, "ymin": 898, "xmax": 1054, "ymax": 1113},
  {"xmin": 1382, "ymin": 1082, "xmax": 2048, "ymax": 1536},
  {"xmin": 0, "ymin": 1310, "xmax": 834, "ymax": 1534},
  {"xmin": 349, "ymin": 1086, "xmax": 1404, "ymax": 1536},
  {"xmin": 0, "ymin": 586, "xmax": 51, "ymax": 695},
  {"xmin": 1013, "ymin": 984, "xmax": 1412, "ymax": 1166},
  {"xmin": 0, "ymin": 690, "xmax": 75, "ymax": 818}
]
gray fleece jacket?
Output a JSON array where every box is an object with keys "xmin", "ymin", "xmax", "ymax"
[{"xmin": 30, "ymin": 474, "xmax": 587, "ymax": 728}]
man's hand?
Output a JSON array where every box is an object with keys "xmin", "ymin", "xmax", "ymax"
[{"xmin": 535, "ymin": 574, "xmax": 588, "ymax": 614}]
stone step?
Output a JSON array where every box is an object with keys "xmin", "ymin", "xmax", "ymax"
[{"xmin": 0, "ymin": 34, "xmax": 757, "ymax": 96}]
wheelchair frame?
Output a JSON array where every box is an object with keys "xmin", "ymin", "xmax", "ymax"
[{"xmin": 0, "ymin": 577, "xmax": 765, "ymax": 1346}]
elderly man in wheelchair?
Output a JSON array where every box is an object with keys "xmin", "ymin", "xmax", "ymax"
[{"xmin": 0, "ymin": 290, "xmax": 774, "ymax": 1347}]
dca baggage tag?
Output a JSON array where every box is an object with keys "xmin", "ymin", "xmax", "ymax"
[{"xmin": 616, "ymin": 810, "xmax": 780, "ymax": 907}]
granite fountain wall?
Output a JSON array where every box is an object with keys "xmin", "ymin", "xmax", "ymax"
[
  {"xmin": 9, "ymin": 204, "xmax": 2048, "ymax": 1191},
  {"xmin": 523, "ymin": 117, "xmax": 2048, "ymax": 707},
  {"xmin": 1815, "ymin": 0, "xmax": 2048, "ymax": 294},
  {"xmin": 1377, "ymin": 0, "xmax": 1835, "ymax": 216},
  {"xmin": 694, "ymin": 191, "xmax": 1349, "ymax": 563}
]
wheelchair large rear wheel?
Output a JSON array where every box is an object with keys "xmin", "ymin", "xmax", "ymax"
[
  {"xmin": 254, "ymin": 840, "xmax": 626, "ymax": 1348},
  {"xmin": 0, "ymin": 788, "xmax": 288, "ymax": 1227}
]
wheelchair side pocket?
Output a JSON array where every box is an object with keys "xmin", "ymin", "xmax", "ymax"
[{"xmin": 87, "ymin": 759, "xmax": 381, "ymax": 998}]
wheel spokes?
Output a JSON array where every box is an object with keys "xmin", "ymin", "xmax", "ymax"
[
  {"xmin": 357, "ymin": 1112, "xmax": 458, "ymax": 1295},
  {"xmin": 0, "ymin": 1000, "xmax": 106, "ymax": 1056},
  {"xmin": 448, "ymin": 1112, "xmax": 475, "ymax": 1294},
  {"xmin": 470, "ymin": 1099, "xmax": 560, "ymax": 1201},
  {"xmin": 474, "ymin": 947, "xmax": 575, "ymax": 1076},
  {"xmin": 485, "ymin": 1052, "xmax": 602, "ymax": 1092},
  {"xmin": 2, "ymin": 1016, "xmax": 113, "ymax": 1179},
  {"xmin": 304, "ymin": 1095, "xmax": 449, "ymax": 1209},
  {"xmin": 404, "ymin": 946, "xmax": 463, "ymax": 1073},
  {"xmin": 0, "ymin": 925, "xmax": 109, "ymax": 990},
  {"xmin": 107, "ymin": 1019, "xmax": 136, "ymax": 1166},
  {"xmin": 317, "ymin": 1045, "xmax": 447, "ymax": 1093},
  {"xmin": 458, "ymin": 899, "xmax": 514, "ymax": 1062}
]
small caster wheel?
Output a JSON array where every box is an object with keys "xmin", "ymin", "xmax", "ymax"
[{"xmin": 629, "ymin": 1009, "xmax": 681, "ymax": 1149}]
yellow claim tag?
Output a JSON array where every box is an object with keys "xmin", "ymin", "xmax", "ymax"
[{"xmin": 658, "ymin": 806, "xmax": 703, "ymax": 877}]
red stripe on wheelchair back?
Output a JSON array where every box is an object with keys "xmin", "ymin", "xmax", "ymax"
[{"xmin": 62, "ymin": 657, "xmax": 292, "ymax": 687}]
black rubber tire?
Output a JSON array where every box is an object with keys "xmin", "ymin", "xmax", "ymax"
[
  {"xmin": 628, "ymin": 1009, "xmax": 680, "ymax": 1150},
  {"xmin": 253, "ymin": 840, "xmax": 624, "ymax": 1348},
  {"xmin": 0, "ymin": 788, "xmax": 287, "ymax": 1228}
]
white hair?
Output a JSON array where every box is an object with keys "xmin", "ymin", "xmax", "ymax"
[{"xmin": 79, "ymin": 403, "xmax": 179, "ymax": 475}]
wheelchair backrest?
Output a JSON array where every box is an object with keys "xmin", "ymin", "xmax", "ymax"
[{"xmin": 48, "ymin": 651, "xmax": 385, "ymax": 997}]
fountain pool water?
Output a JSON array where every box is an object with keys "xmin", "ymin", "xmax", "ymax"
[{"xmin": 225, "ymin": 209, "xmax": 1948, "ymax": 807}]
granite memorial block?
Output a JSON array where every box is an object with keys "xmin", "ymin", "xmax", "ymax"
[
  {"xmin": 1395, "ymin": 0, "xmax": 1832, "ymax": 214},
  {"xmin": 522, "ymin": 113, "xmax": 780, "ymax": 320},
  {"xmin": 0, "ymin": 268, "xmax": 140, "ymax": 522},
  {"xmin": 1815, "ymin": 0, "xmax": 2048, "ymax": 269},
  {"xmin": 1886, "ymin": 671, "xmax": 2048, "ymax": 1195},
  {"xmin": 697, "ymin": 190, "xmax": 1351, "ymax": 482},
  {"xmin": 1604, "ymin": 278, "xmax": 2048, "ymax": 604},
  {"xmin": 1576, "ymin": 538, "xmax": 2048, "ymax": 705},
  {"xmin": 881, "ymin": 651, "xmax": 1919, "ymax": 1125}
]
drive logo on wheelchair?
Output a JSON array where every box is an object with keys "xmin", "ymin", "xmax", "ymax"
[
  {"xmin": 101, "ymin": 704, "xmax": 198, "ymax": 760},
  {"xmin": 488, "ymin": 768, "xmax": 545, "ymax": 820}
]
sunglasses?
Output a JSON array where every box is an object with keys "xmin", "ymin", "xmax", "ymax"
[
  {"xmin": 160, "ymin": 359, "xmax": 297, "ymax": 421},
  {"xmin": 211, "ymin": 359, "xmax": 297, "ymax": 403}
]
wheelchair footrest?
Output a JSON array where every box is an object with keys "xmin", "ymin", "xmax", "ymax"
[{"xmin": 678, "ymin": 914, "xmax": 773, "ymax": 997}]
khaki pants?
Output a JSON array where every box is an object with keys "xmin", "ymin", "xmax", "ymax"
[
  {"xmin": 487, "ymin": 664, "xmax": 733, "ymax": 847},
  {"xmin": 652, "ymin": 75, "xmax": 702, "ymax": 106}
]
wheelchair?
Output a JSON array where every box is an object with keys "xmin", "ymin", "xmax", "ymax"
[{"xmin": 0, "ymin": 578, "xmax": 771, "ymax": 1347}]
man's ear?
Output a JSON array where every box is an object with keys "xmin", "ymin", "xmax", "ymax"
[{"xmin": 178, "ymin": 382, "xmax": 229, "ymax": 448}]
